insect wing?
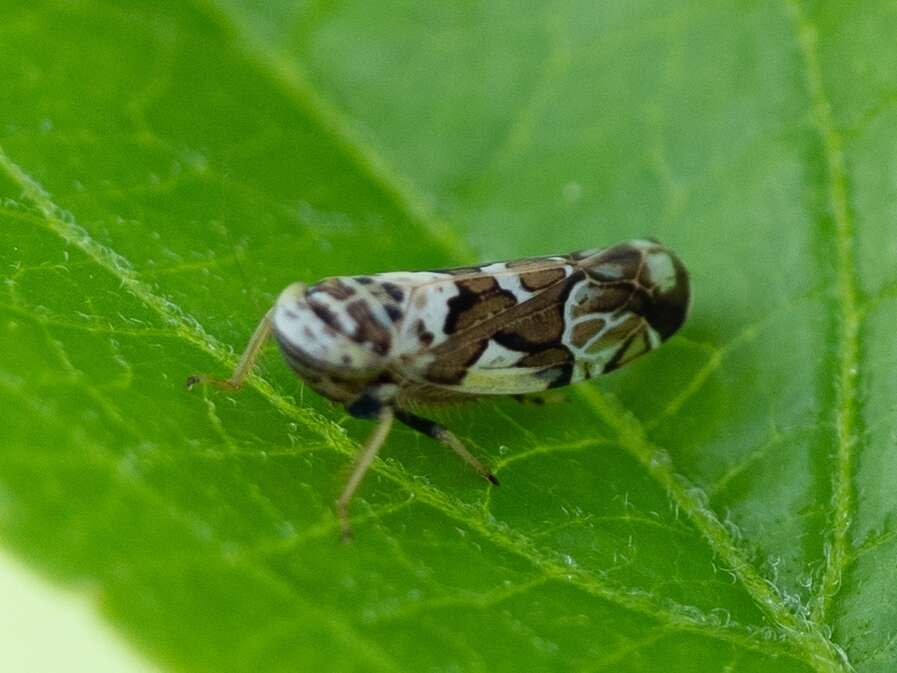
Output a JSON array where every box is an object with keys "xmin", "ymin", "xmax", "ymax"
[{"xmin": 392, "ymin": 240, "xmax": 689, "ymax": 395}]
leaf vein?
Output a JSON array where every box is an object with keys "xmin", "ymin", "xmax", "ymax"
[
  {"xmin": 577, "ymin": 385, "xmax": 852, "ymax": 673},
  {"xmin": 189, "ymin": 0, "xmax": 474, "ymax": 262},
  {"xmin": 785, "ymin": 0, "xmax": 863, "ymax": 628},
  {"xmin": 1, "ymin": 145, "xmax": 809, "ymax": 663}
]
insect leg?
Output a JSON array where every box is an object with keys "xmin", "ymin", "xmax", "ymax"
[
  {"xmin": 336, "ymin": 405, "xmax": 395, "ymax": 542},
  {"xmin": 186, "ymin": 307, "xmax": 274, "ymax": 391},
  {"xmin": 394, "ymin": 410, "xmax": 499, "ymax": 486}
]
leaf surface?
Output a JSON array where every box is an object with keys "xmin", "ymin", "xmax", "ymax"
[{"xmin": 2, "ymin": 1, "xmax": 896, "ymax": 671}]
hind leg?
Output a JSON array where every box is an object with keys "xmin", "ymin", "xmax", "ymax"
[{"xmin": 394, "ymin": 410, "xmax": 498, "ymax": 485}]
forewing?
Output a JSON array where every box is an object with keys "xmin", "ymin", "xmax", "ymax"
[{"xmin": 390, "ymin": 240, "xmax": 689, "ymax": 396}]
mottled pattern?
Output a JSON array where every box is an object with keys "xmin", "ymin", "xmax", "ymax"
[
  {"xmin": 521, "ymin": 267, "xmax": 567, "ymax": 291},
  {"xmin": 445, "ymin": 277, "xmax": 518, "ymax": 334},
  {"xmin": 271, "ymin": 239, "xmax": 690, "ymax": 405},
  {"xmin": 570, "ymin": 318, "xmax": 607, "ymax": 348},
  {"xmin": 425, "ymin": 339, "xmax": 488, "ymax": 385}
]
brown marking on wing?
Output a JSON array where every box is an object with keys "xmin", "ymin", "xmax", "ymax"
[
  {"xmin": 495, "ymin": 295, "xmax": 565, "ymax": 349},
  {"xmin": 444, "ymin": 277, "xmax": 517, "ymax": 334},
  {"xmin": 461, "ymin": 276, "xmax": 498, "ymax": 294},
  {"xmin": 495, "ymin": 277, "xmax": 573, "ymax": 351},
  {"xmin": 456, "ymin": 293, "xmax": 518, "ymax": 331},
  {"xmin": 520, "ymin": 267, "xmax": 566, "ymax": 291},
  {"xmin": 583, "ymin": 244, "xmax": 644, "ymax": 282},
  {"xmin": 426, "ymin": 339, "xmax": 488, "ymax": 384},
  {"xmin": 432, "ymin": 271, "xmax": 582, "ymax": 365},
  {"xmin": 587, "ymin": 315, "xmax": 644, "ymax": 355},
  {"xmin": 570, "ymin": 283, "xmax": 634, "ymax": 318},
  {"xmin": 570, "ymin": 318, "xmax": 606, "ymax": 348},
  {"xmin": 517, "ymin": 347, "xmax": 573, "ymax": 367},
  {"xmin": 582, "ymin": 243, "xmax": 690, "ymax": 341}
]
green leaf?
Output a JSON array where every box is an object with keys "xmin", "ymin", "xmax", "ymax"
[{"xmin": 2, "ymin": 1, "xmax": 895, "ymax": 672}]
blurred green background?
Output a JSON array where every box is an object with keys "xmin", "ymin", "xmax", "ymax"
[{"xmin": 2, "ymin": 1, "xmax": 896, "ymax": 671}]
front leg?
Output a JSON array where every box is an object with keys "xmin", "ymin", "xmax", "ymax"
[{"xmin": 186, "ymin": 307, "xmax": 275, "ymax": 391}]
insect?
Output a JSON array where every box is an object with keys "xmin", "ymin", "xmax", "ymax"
[{"xmin": 187, "ymin": 239, "xmax": 690, "ymax": 540}]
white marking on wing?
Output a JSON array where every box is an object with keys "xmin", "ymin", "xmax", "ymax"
[
  {"xmin": 644, "ymin": 251, "xmax": 677, "ymax": 292},
  {"xmin": 394, "ymin": 278, "xmax": 460, "ymax": 354},
  {"xmin": 495, "ymin": 272, "xmax": 536, "ymax": 302},
  {"xmin": 475, "ymin": 339, "xmax": 525, "ymax": 369}
]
